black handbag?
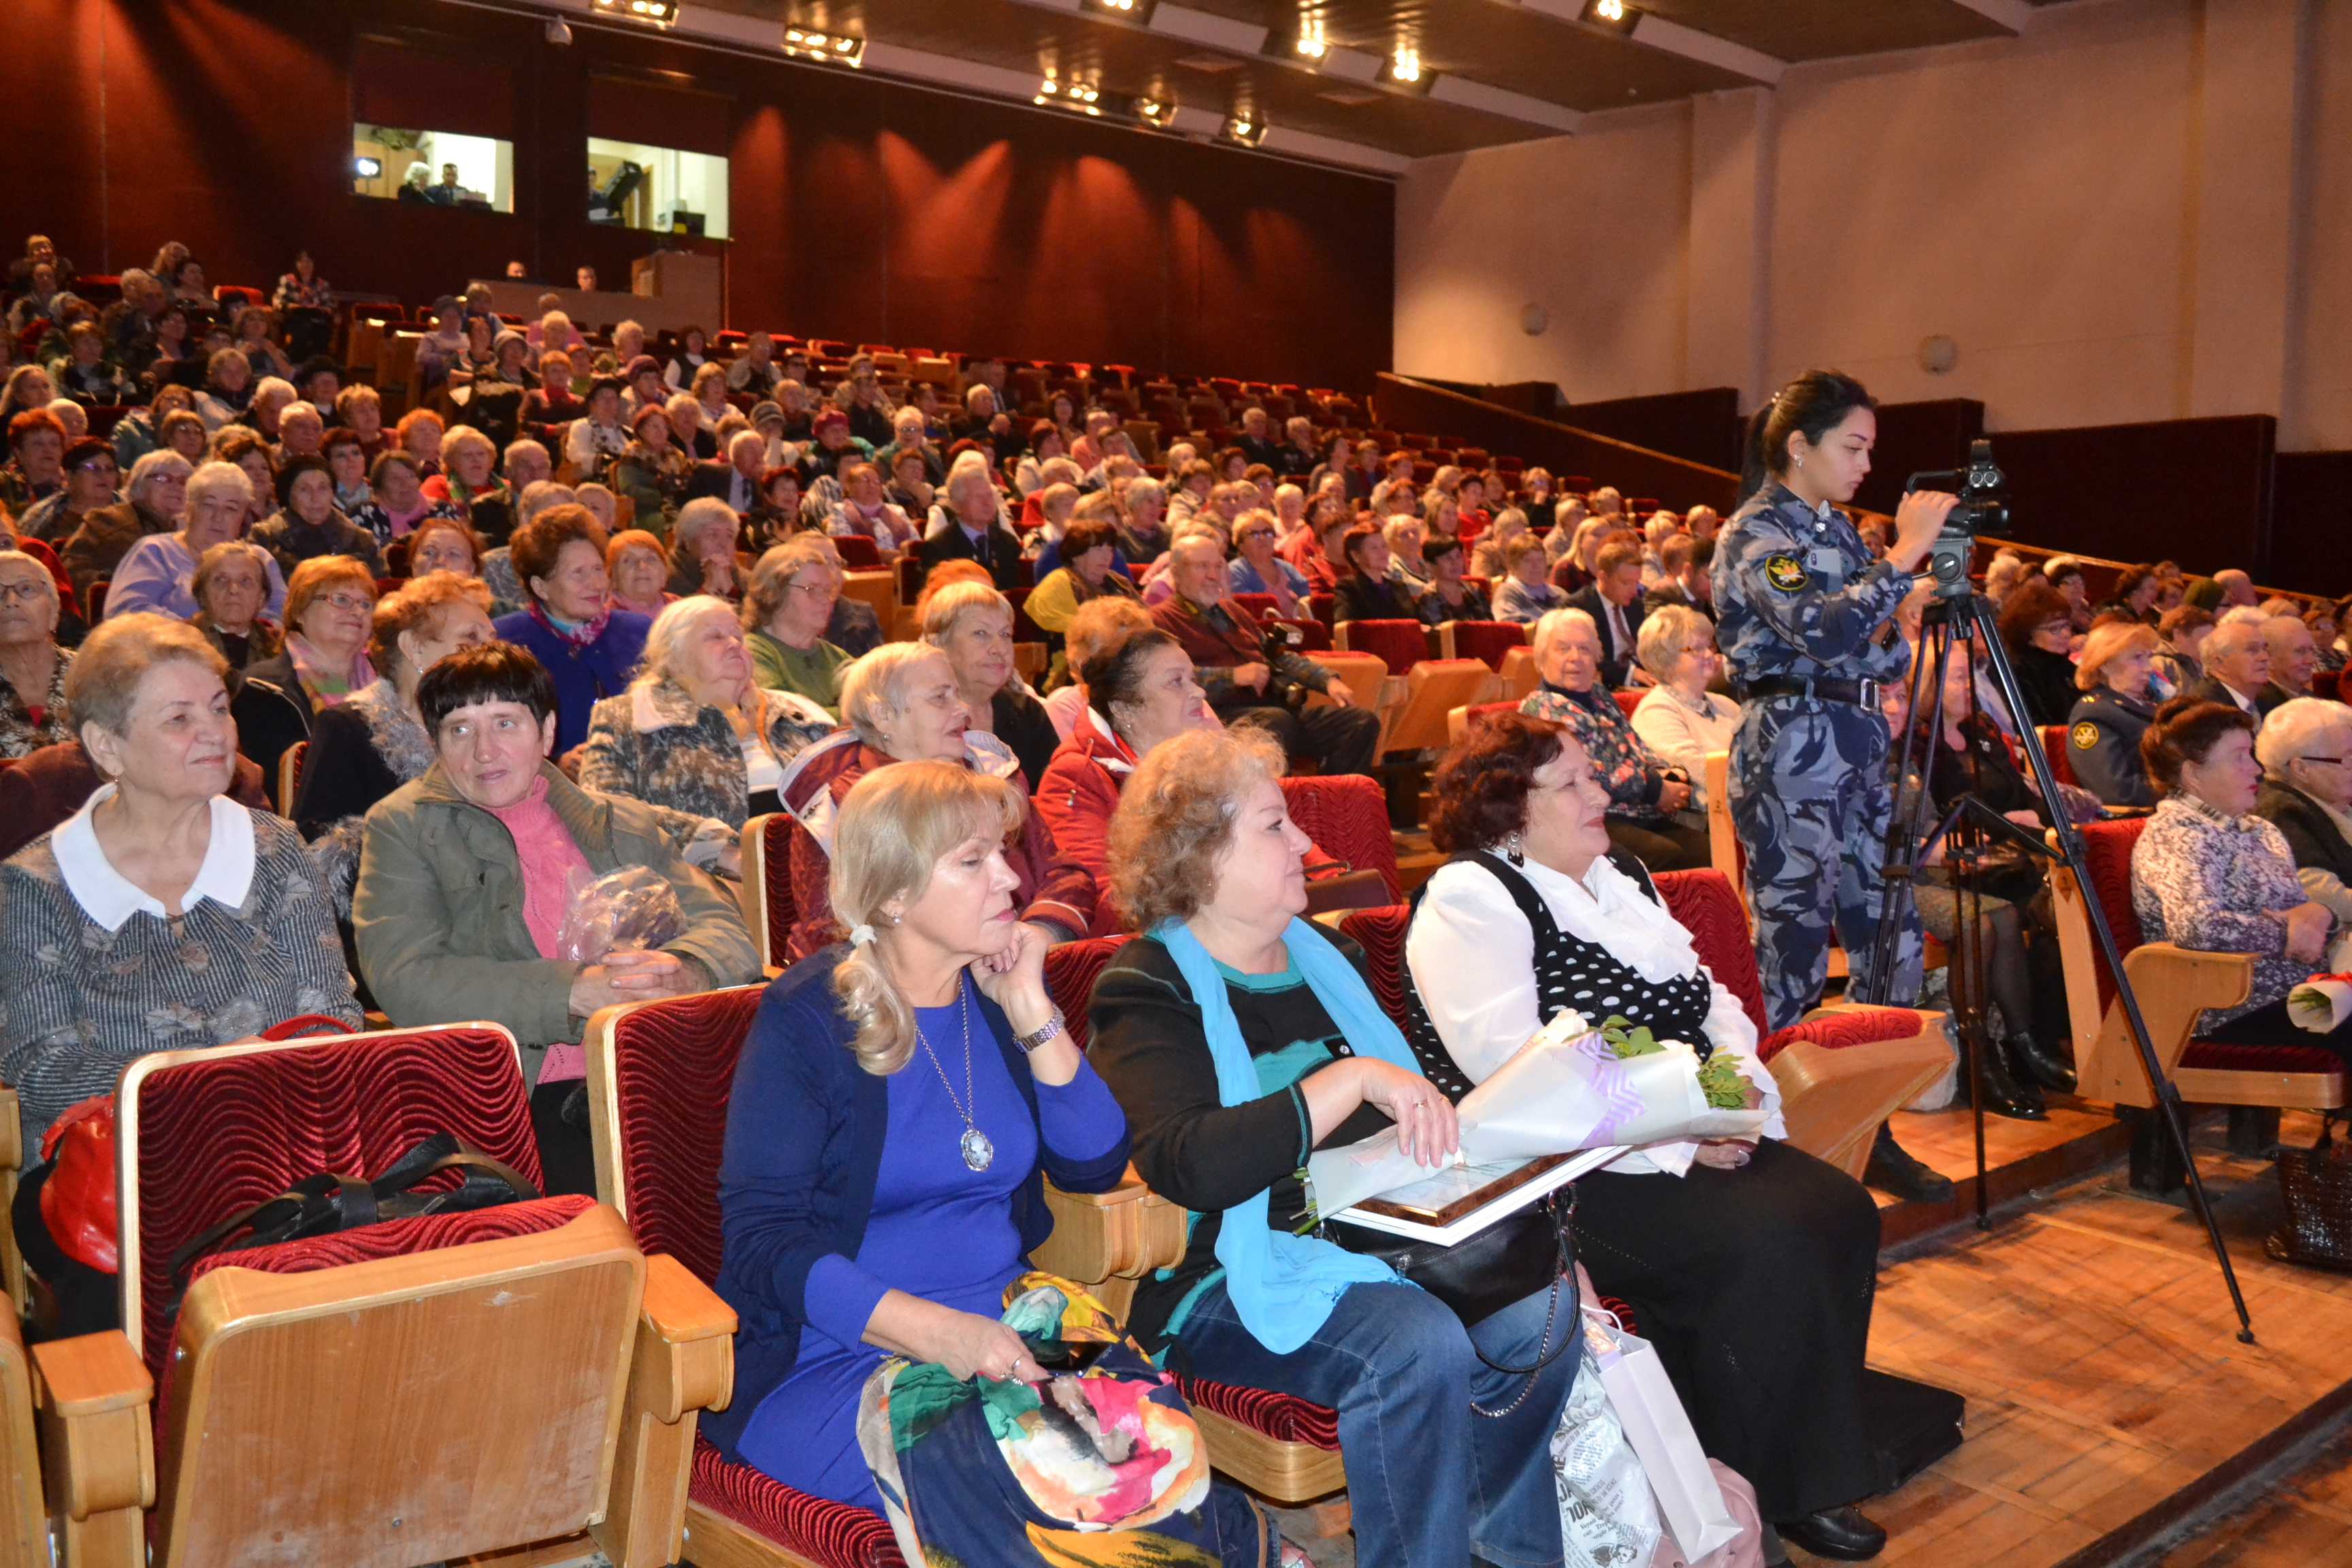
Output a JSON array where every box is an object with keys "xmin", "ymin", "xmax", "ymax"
[
  {"xmin": 2268, "ymin": 1117, "xmax": 2352, "ymax": 1271},
  {"xmin": 165, "ymin": 1132, "xmax": 540, "ymax": 1311},
  {"xmin": 1322, "ymin": 1189, "xmax": 1574, "ymax": 1332}
]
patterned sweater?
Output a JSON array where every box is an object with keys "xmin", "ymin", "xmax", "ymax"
[
  {"xmin": 1520, "ymin": 681, "xmax": 1670, "ymax": 823},
  {"xmin": 2132, "ymin": 794, "xmax": 2323, "ymax": 1028},
  {"xmin": 0, "ymin": 806, "xmax": 360, "ymax": 1149}
]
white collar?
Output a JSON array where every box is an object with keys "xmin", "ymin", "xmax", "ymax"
[{"xmin": 52, "ymin": 785, "xmax": 257, "ymax": 932}]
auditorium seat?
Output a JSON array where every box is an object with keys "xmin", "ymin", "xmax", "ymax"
[
  {"xmin": 2039, "ymin": 725, "xmax": 2078, "ymax": 787},
  {"xmin": 579, "ymin": 983, "xmax": 1190, "ymax": 1565},
  {"xmin": 738, "ymin": 812, "xmax": 796, "ymax": 974},
  {"xmin": 0, "ymin": 1296, "xmax": 35, "ymax": 1568},
  {"xmin": 1447, "ymin": 699, "xmax": 1519, "ymax": 747},
  {"xmin": 39, "ymin": 1022, "xmax": 728, "ymax": 1568},
  {"xmin": 1377, "ymin": 659, "xmax": 1494, "ymax": 757},
  {"xmin": 1333, "ymin": 619, "xmax": 1430, "ymax": 676},
  {"xmin": 1613, "ymin": 689, "xmax": 1644, "ymax": 719},
  {"xmin": 1281, "ymin": 774, "xmax": 1403, "ymax": 902},
  {"xmin": 1434, "ymin": 619, "xmax": 1524, "ymax": 670},
  {"xmin": 2048, "ymin": 818, "xmax": 2347, "ymax": 1117}
]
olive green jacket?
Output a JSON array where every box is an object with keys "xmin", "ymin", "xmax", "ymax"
[{"xmin": 353, "ymin": 758, "xmax": 760, "ymax": 1075}]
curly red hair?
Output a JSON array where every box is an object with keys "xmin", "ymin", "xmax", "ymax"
[{"xmin": 1426, "ymin": 710, "xmax": 1569, "ymax": 853}]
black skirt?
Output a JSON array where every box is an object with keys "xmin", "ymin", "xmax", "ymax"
[{"xmin": 1571, "ymin": 1137, "xmax": 1881, "ymax": 1521}]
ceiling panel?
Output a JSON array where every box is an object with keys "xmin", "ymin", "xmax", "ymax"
[
  {"xmin": 1632, "ymin": 0, "xmax": 2014, "ymax": 63},
  {"xmin": 673, "ymin": 0, "xmax": 2066, "ymax": 162}
]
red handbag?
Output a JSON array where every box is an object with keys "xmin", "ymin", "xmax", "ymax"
[{"xmin": 38, "ymin": 1096, "xmax": 118, "ymax": 1274}]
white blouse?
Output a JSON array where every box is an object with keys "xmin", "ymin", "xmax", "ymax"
[
  {"xmin": 1631, "ymin": 685, "xmax": 1742, "ymax": 808},
  {"xmin": 1405, "ymin": 853, "xmax": 1784, "ymax": 1177}
]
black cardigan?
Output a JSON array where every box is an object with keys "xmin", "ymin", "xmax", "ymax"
[
  {"xmin": 2258, "ymin": 780, "xmax": 2352, "ymax": 890},
  {"xmin": 290, "ymin": 700, "xmax": 402, "ymax": 839},
  {"xmin": 992, "ymin": 686, "xmax": 1062, "ymax": 793}
]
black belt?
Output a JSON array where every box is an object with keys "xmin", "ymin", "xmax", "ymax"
[{"xmin": 1740, "ymin": 674, "xmax": 1880, "ymax": 707}]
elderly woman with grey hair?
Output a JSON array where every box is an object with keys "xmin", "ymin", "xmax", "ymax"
[
  {"xmin": 1630, "ymin": 602, "xmax": 1741, "ymax": 819},
  {"xmin": 2257, "ymin": 697, "xmax": 2352, "ymax": 928},
  {"xmin": 1521, "ymin": 606, "xmax": 1707, "ymax": 871},
  {"xmin": 666, "ymin": 495, "xmax": 747, "ymax": 600},
  {"xmin": 581, "ymin": 593, "xmax": 832, "ymax": 828},
  {"xmin": 0, "ymin": 550, "xmax": 71, "ymax": 757},
  {"xmin": 189, "ymin": 539, "xmax": 284, "ymax": 670},
  {"xmin": 106, "ymin": 459, "xmax": 287, "ymax": 623},
  {"xmin": 61, "ymin": 448, "xmax": 190, "ymax": 600}
]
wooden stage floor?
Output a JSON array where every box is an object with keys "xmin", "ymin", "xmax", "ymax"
[{"xmin": 1786, "ymin": 1107, "xmax": 2352, "ymax": 1567}]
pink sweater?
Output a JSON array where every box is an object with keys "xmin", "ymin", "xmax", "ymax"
[{"xmin": 487, "ymin": 777, "xmax": 595, "ymax": 1083}]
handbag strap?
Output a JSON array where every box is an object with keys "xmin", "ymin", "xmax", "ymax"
[{"xmin": 167, "ymin": 1170, "xmax": 371, "ymax": 1292}]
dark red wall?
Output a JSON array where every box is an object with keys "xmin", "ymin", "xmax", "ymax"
[{"xmin": 5, "ymin": 0, "xmax": 1394, "ymax": 391}]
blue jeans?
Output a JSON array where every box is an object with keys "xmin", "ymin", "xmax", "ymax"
[{"xmin": 1176, "ymin": 1277, "xmax": 1575, "ymax": 1567}]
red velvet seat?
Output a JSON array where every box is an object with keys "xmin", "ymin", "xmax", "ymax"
[
  {"xmin": 1281, "ymin": 774, "xmax": 1403, "ymax": 901},
  {"xmin": 833, "ymin": 534, "xmax": 882, "ymax": 570},
  {"xmin": 579, "ymin": 986, "xmax": 906, "ymax": 1567},
  {"xmin": 1335, "ymin": 618, "xmax": 1428, "ymax": 676},
  {"xmin": 1437, "ymin": 619, "xmax": 1524, "ymax": 671},
  {"xmin": 1614, "ymin": 689, "xmax": 1644, "ymax": 719},
  {"xmin": 1045, "ymin": 936, "xmax": 1130, "ymax": 1053},
  {"xmin": 2039, "ymin": 725, "xmax": 2078, "ymax": 787},
  {"xmin": 119, "ymin": 1023, "xmax": 542, "ymax": 1375}
]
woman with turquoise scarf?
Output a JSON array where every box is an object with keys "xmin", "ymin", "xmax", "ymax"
[{"xmin": 1090, "ymin": 727, "xmax": 1577, "ymax": 1568}]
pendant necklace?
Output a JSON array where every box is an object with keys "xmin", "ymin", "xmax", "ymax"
[{"xmin": 919, "ymin": 977, "xmax": 994, "ymax": 1171}]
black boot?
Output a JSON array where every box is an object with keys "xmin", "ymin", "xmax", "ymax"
[
  {"xmin": 1965, "ymin": 1036, "xmax": 2046, "ymax": 1120},
  {"xmin": 1864, "ymin": 1124, "xmax": 1953, "ymax": 1203},
  {"xmin": 2008, "ymin": 1030, "xmax": 2076, "ymax": 1094},
  {"xmin": 1778, "ymin": 1506, "xmax": 1888, "ymax": 1561}
]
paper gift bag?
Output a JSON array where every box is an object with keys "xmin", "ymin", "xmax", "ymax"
[{"xmin": 1584, "ymin": 1310, "xmax": 1742, "ymax": 1563}]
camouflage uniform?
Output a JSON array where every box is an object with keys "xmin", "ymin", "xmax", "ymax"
[{"xmin": 1712, "ymin": 480, "xmax": 1923, "ymax": 1030}]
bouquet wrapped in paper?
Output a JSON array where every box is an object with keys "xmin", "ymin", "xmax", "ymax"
[
  {"xmin": 2289, "ymin": 973, "xmax": 2352, "ymax": 1034},
  {"xmin": 1307, "ymin": 1007, "xmax": 1769, "ymax": 1218}
]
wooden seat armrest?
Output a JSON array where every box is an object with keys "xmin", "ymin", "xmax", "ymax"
[
  {"xmin": 31, "ymin": 1332, "xmax": 154, "ymax": 1528},
  {"xmin": 1036, "ymin": 1170, "xmax": 1189, "ymax": 1292},
  {"xmin": 0, "ymin": 1087, "xmax": 18, "ymax": 1171},
  {"xmin": 1044, "ymin": 1167, "xmax": 1156, "ymax": 1208},
  {"xmin": 595, "ymin": 1257, "xmax": 738, "ymax": 1568},
  {"xmin": 2080, "ymin": 943, "xmax": 2256, "ymax": 1105},
  {"xmin": 639, "ymin": 1254, "xmax": 737, "ymax": 1420},
  {"xmin": 2122, "ymin": 943, "xmax": 2256, "ymax": 1011}
]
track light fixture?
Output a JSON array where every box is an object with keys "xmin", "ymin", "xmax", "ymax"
[
  {"xmin": 1381, "ymin": 48, "xmax": 1433, "ymax": 94},
  {"xmin": 1222, "ymin": 114, "xmax": 1266, "ymax": 146},
  {"xmin": 783, "ymin": 27, "xmax": 864, "ymax": 65},
  {"xmin": 1580, "ymin": 0, "xmax": 1640, "ymax": 37},
  {"xmin": 593, "ymin": 0, "xmax": 677, "ymax": 27},
  {"xmin": 1081, "ymin": 0, "xmax": 1154, "ymax": 17}
]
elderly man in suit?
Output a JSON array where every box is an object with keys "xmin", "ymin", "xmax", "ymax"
[{"xmin": 1565, "ymin": 538, "xmax": 1649, "ymax": 688}]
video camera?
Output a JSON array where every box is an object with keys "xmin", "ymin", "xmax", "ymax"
[
  {"xmin": 1258, "ymin": 623, "xmax": 1316, "ymax": 714},
  {"xmin": 1904, "ymin": 438, "xmax": 2010, "ymax": 600}
]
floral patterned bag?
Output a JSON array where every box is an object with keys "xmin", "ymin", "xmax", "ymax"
[{"xmin": 855, "ymin": 1272, "xmax": 1286, "ymax": 1567}]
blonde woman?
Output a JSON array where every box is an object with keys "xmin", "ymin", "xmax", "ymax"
[
  {"xmin": 921, "ymin": 577, "xmax": 1058, "ymax": 789},
  {"xmin": 2065, "ymin": 619, "xmax": 2162, "ymax": 806},
  {"xmin": 1630, "ymin": 602, "xmax": 1742, "ymax": 817},
  {"xmin": 580, "ymin": 595, "xmax": 832, "ymax": 826},
  {"xmin": 712, "ymin": 761, "xmax": 1224, "ymax": 1548}
]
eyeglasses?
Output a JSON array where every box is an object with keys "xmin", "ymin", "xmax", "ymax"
[
  {"xmin": 1240, "ymin": 529, "xmax": 1276, "ymax": 542},
  {"xmin": 0, "ymin": 580, "xmax": 51, "ymax": 604},
  {"xmin": 75, "ymin": 458, "xmax": 117, "ymax": 476},
  {"xmin": 318, "ymin": 591, "xmax": 373, "ymax": 613},
  {"xmin": 2299, "ymin": 756, "xmax": 2351, "ymax": 768}
]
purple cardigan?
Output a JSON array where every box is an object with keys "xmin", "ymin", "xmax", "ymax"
[{"xmin": 490, "ymin": 606, "xmax": 651, "ymax": 753}]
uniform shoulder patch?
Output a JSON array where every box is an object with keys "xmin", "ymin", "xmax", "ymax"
[
  {"xmin": 2070, "ymin": 720, "xmax": 2099, "ymax": 750},
  {"xmin": 1762, "ymin": 553, "xmax": 1810, "ymax": 593}
]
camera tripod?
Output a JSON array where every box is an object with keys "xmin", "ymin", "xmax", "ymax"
[{"xmin": 1859, "ymin": 576, "xmax": 2255, "ymax": 1345}]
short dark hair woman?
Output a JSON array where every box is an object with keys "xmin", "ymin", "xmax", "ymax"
[
  {"xmin": 1407, "ymin": 709, "xmax": 1888, "ymax": 1561},
  {"xmin": 353, "ymin": 640, "xmax": 761, "ymax": 1189},
  {"xmin": 1330, "ymin": 523, "xmax": 1417, "ymax": 623}
]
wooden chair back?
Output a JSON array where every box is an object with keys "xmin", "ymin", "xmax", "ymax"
[
  {"xmin": 1333, "ymin": 619, "xmax": 1430, "ymax": 677},
  {"xmin": 1703, "ymin": 750, "xmax": 1745, "ymax": 909},
  {"xmin": 1434, "ymin": 619, "xmax": 1524, "ymax": 670},
  {"xmin": 1497, "ymin": 644, "xmax": 1539, "ymax": 700},
  {"xmin": 276, "ymin": 740, "xmax": 307, "ymax": 819},
  {"xmin": 1381, "ymin": 659, "xmax": 1494, "ymax": 755},
  {"xmin": 155, "ymin": 1206, "xmax": 644, "ymax": 1568}
]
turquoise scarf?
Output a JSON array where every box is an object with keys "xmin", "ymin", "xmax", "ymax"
[{"xmin": 1155, "ymin": 916, "xmax": 1423, "ymax": 1354}]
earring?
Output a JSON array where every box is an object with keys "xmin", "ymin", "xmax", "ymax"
[
  {"xmin": 1795, "ymin": 455, "xmax": 1804, "ymax": 469},
  {"xmin": 1505, "ymin": 832, "xmax": 1525, "ymax": 868}
]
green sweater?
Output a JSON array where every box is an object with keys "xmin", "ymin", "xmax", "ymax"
[{"xmin": 748, "ymin": 629, "xmax": 852, "ymax": 719}]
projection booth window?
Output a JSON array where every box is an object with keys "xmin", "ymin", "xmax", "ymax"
[
  {"xmin": 587, "ymin": 139, "xmax": 730, "ymax": 241},
  {"xmin": 353, "ymin": 127, "xmax": 516, "ymax": 211}
]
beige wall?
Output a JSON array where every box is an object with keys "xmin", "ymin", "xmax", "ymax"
[{"xmin": 1395, "ymin": 0, "xmax": 2352, "ymax": 452}]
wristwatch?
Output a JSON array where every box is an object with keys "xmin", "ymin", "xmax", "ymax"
[{"xmin": 1013, "ymin": 1009, "xmax": 1066, "ymax": 1054}]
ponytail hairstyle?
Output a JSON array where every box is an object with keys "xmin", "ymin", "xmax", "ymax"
[
  {"xmin": 828, "ymin": 760, "xmax": 1027, "ymax": 1075},
  {"xmin": 1740, "ymin": 370, "xmax": 1877, "ymax": 504}
]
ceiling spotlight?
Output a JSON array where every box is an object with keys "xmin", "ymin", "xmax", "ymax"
[
  {"xmin": 1381, "ymin": 48, "xmax": 1433, "ymax": 93},
  {"xmin": 784, "ymin": 26, "xmax": 864, "ymax": 64},
  {"xmin": 1222, "ymin": 115, "xmax": 1265, "ymax": 146},
  {"xmin": 1081, "ymin": 0, "xmax": 1153, "ymax": 16},
  {"xmin": 1134, "ymin": 96, "xmax": 1175, "ymax": 126},
  {"xmin": 1580, "ymin": 0, "xmax": 1640, "ymax": 35},
  {"xmin": 594, "ymin": 0, "xmax": 677, "ymax": 25},
  {"xmin": 1041, "ymin": 76, "xmax": 1060, "ymax": 94},
  {"xmin": 1294, "ymin": 18, "xmax": 1326, "ymax": 59}
]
